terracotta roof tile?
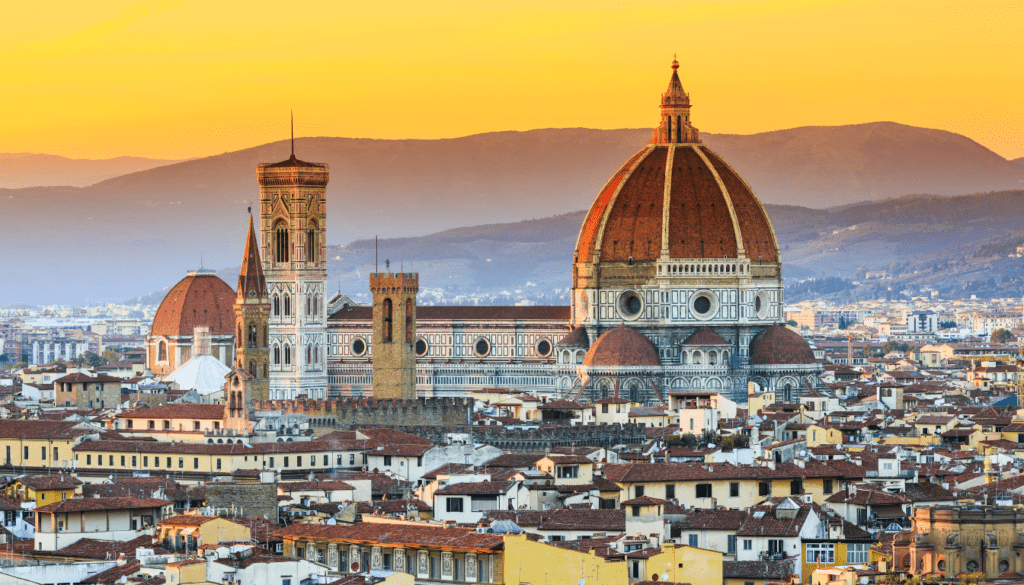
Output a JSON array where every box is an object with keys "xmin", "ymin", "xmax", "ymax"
[{"xmin": 274, "ymin": 522, "xmax": 503, "ymax": 552}]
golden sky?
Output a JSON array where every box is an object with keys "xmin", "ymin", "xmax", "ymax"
[{"xmin": 2, "ymin": 0, "xmax": 1021, "ymax": 160}]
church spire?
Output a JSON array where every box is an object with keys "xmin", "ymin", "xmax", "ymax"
[
  {"xmin": 651, "ymin": 57, "xmax": 699, "ymax": 144},
  {"xmin": 238, "ymin": 213, "xmax": 267, "ymax": 299}
]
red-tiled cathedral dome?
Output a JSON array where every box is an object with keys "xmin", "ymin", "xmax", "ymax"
[
  {"xmin": 582, "ymin": 326, "xmax": 661, "ymax": 368},
  {"xmin": 573, "ymin": 60, "xmax": 779, "ymax": 279},
  {"xmin": 749, "ymin": 324, "xmax": 817, "ymax": 365},
  {"xmin": 151, "ymin": 270, "xmax": 236, "ymax": 337}
]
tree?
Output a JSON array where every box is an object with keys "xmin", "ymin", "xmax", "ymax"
[
  {"xmin": 102, "ymin": 348, "xmax": 121, "ymax": 363},
  {"xmin": 81, "ymin": 351, "xmax": 105, "ymax": 368},
  {"xmin": 991, "ymin": 328, "xmax": 1014, "ymax": 343},
  {"xmin": 959, "ymin": 572, "xmax": 986, "ymax": 585}
]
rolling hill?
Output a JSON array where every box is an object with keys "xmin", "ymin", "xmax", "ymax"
[{"xmin": 2, "ymin": 123, "xmax": 1022, "ymax": 304}]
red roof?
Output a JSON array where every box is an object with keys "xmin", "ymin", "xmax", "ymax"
[
  {"xmin": 583, "ymin": 326, "xmax": 661, "ymax": 368},
  {"xmin": 274, "ymin": 522, "xmax": 503, "ymax": 552},
  {"xmin": 36, "ymin": 497, "xmax": 170, "ymax": 514},
  {"xmin": 151, "ymin": 272, "xmax": 235, "ymax": 337},
  {"xmin": 118, "ymin": 403, "xmax": 225, "ymax": 420},
  {"xmin": 749, "ymin": 324, "xmax": 816, "ymax": 365}
]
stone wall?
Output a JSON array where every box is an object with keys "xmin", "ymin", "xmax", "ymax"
[
  {"xmin": 205, "ymin": 482, "xmax": 278, "ymax": 522},
  {"xmin": 253, "ymin": 397, "xmax": 473, "ymax": 428},
  {"xmin": 376, "ymin": 423, "xmax": 649, "ymax": 452}
]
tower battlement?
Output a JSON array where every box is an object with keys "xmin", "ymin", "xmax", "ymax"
[{"xmin": 369, "ymin": 272, "xmax": 419, "ymax": 294}]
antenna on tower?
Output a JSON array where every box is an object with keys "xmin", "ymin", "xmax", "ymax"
[{"xmin": 290, "ymin": 110, "xmax": 295, "ymax": 157}]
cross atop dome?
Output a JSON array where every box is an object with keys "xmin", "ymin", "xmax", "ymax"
[{"xmin": 651, "ymin": 58, "xmax": 699, "ymax": 144}]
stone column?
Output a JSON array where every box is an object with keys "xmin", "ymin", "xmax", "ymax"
[
  {"xmin": 466, "ymin": 553, "xmax": 478, "ymax": 582},
  {"xmin": 394, "ymin": 548, "xmax": 405, "ymax": 572},
  {"xmin": 418, "ymin": 550, "xmax": 429, "ymax": 578},
  {"xmin": 371, "ymin": 546, "xmax": 383, "ymax": 570}
]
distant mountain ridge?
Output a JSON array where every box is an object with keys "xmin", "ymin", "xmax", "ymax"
[
  {"xmin": 2, "ymin": 123, "xmax": 1022, "ymax": 304},
  {"xmin": 0, "ymin": 153, "xmax": 181, "ymax": 188}
]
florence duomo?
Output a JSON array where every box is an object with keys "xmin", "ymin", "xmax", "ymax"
[
  {"xmin": 143, "ymin": 60, "xmax": 821, "ymax": 409},
  {"xmin": 5, "ymin": 2, "xmax": 1022, "ymax": 581}
]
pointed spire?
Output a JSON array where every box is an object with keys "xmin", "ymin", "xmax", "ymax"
[
  {"xmin": 650, "ymin": 57, "xmax": 699, "ymax": 145},
  {"xmin": 238, "ymin": 212, "xmax": 267, "ymax": 300}
]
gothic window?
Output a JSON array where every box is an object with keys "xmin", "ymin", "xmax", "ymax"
[
  {"xmin": 275, "ymin": 223, "xmax": 290, "ymax": 263},
  {"xmin": 263, "ymin": 363, "xmax": 268, "ymax": 378},
  {"xmin": 676, "ymin": 115, "xmax": 682, "ymax": 142},
  {"xmin": 307, "ymin": 225, "xmax": 317, "ymax": 263},
  {"xmin": 405, "ymin": 299, "xmax": 413, "ymax": 343},
  {"xmin": 667, "ymin": 116, "xmax": 672, "ymax": 141},
  {"xmin": 307, "ymin": 295, "xmax": 311, "ymax": 315},
  {"xmin": 629, "ymin": 385, "xmax": 640, "ymax": 403},
  {"xmin": 284, "ymin": 345, "xmax": 291, "ymax": 365},
  {"xmin": 383, "ymin": 299, "xmax": 393, "ymax": 343},
  {"xmin": 248, "ymin": 325, "xmax": 258, "ymax": 348},
  {"xmin": 157, "ymin": 341, "xmax": 167, "ymax": 361},
  {"xmin": 284, "ymin": 294, "xmax": 291, "ymax": 316},
  {"xmin": 273, "ymin": 345, "xmax": 280, "ymax": 365},
  {"xmin": 263, "ymin": 326, "xmax": 268, "ymax": 347},
  {"xmin": 249, "ymin": 361, "xmax": 256, "ymax": 378},
  {"xmin": 273, "ymin": 295, "xmax": 280, "ymax": 316},
  {"xmin": 306, "ymin": 344, "xmax": 311, "ymax": 364}
]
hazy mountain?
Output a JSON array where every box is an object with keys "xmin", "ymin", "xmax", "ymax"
[
  {"xmin": 0, "ymin": 153, "xmax": 181, "ymax": 188},
  {"xmin": 2, "ymin": 124, "xmax": 1022, "ymax": 304}
]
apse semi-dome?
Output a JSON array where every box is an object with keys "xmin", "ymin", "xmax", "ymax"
[
  {"xmin": 151, "ymin": 269, "xmax": 236, "ymax": 337},
  {"xmin": 749, "ymin": 324, "xmax": 817, "ymax": 365},
  {"xmin": 582, "ymin": 325, "xmax": 661, "ymax": 368}
]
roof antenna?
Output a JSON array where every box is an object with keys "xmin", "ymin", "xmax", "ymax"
[{"xmin": 290, "ymin": 110, "xmax": 295, "ymax": 158}]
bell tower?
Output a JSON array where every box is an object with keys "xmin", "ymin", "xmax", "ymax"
[
  {"xmin": 257, "ymin": 123, "xmax": 330, "ymax": 400},
  {"xmin": 370, "ymin": 268, "xmax": 418, "ymax": 399},
  {"xmin": 233, "ymin": 213, "xmax": 271, "ymax": 403}
]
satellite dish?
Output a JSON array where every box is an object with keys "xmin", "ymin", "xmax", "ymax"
[
  {"xmin": 662, "ymin": 574, "xmax": 669, "ymax": 582},
  {"xmin": 578, "ymin": 579, "xmax": 585, "ymax": 585},
  {"xmin": 708, "ymin": 443, "xmax": 716, "ymax": 449},
  {"xmin": 800, "ymin": 450, "xmax": 808, "ymax": 458},
  {"xmin": 861, "ymin": 578, "xmax": 869, "ymax": 584}
]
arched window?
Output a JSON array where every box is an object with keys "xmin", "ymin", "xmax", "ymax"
[
  {"xmin": 275, "ymin": 222, "xmax": 289, "ymax": 263},
  {"xmin": 273, "ymin": 295, "xmax": 280, "ymax": 316},
  {"xmin": 306, "ymin": 295, "xmax": 311, "ymax": 315},
  {"xmin": 263, "ymin": 326, "xmax": 268, "ymax": 347},
  {"xmin": 273, "ymin": 345, "xmax": 280, "ymax": 365},
  {"xmin": 263, "ymin": 363, "xmax": 268, "ymax": 378},
  {"xmin": 307, "ymin": 223, "xmax": 317, "ymax": 263},
  {"xmin": 284, "ymin": 344, "xmax": 291, "ymax": 365},
  {"xmin": 306, "ymin": 344, "xmax": 311, "ymax": 364},
  {"xmin": 676, "ymin": 115, "xmax": 682, "ymax": 142},
  {"xmin": 284, "ymin": 294, "xmax": 291, "ymax": 316},
  {"xmin": 248, "ymin": 325, "xmax": 258, "ymax": 348},
  {"xmin": 405, "ymin": 298, "xmax": 413, "ymax": 342},
  {"xmin": 249, "ymin": 360, "xmax": 256, "ymax": 378},
  {"xmin": 667, "ymin": 116, "xmax": 672, "ymax": 142},
  {"xmin": 383, "ymin": 298, "xmax": 393, "ymax": 343},
  {"xmin": 629, "ymin": 385, "xmax": 639, "ymax": 403},
  {"xmin": 157, "ymin": 341, "xmax": 167, "ymax": 361},
  {"xmin": 314, "ymin": 344, "xmax": 320, "ymax": 363},
  {"xmin": 314, "ymin": 295, "xmax": 319, "ymax": 316}
]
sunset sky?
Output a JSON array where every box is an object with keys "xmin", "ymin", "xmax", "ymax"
[{"xmin": 2, "ymin": 0, "xmax": 1021, "ymax": 160}]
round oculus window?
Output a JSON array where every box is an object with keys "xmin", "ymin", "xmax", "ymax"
[
  {"xmin": 755, "ymin": 295, "xmax": 762, "ymax": 313},
  {"xmin": 350, "ymin": 337, "xmax": 367, "ymax": 356},
  {"xmin": 415, "ymin": 338, "xmax": 428, "ymax": 357},
  {"xmin": 618, "ymin": 291, "xmax": 643, "ymax": 319},
  {"xmin": 536, "ymin": 339, "xmax": 552, "ymax": 357},
  {"xmin": 474, "ymin": 338, "xmax": 491, "ymax": 357},
  {"xmin": 693, "ymin": 295, "xmax": 712, "ymax": 315}
]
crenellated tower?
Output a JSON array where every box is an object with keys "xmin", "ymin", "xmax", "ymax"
[
  {"xmin": 370, "ymin": 270, "xmax": 418, "ymax": 399},
  {"xmin": 257, "ymin": 131, "xmax": 330, "ymax": 400},
  {"xmin": 233, "ymin": 213, "xmax": 271, "ymax": 404}
]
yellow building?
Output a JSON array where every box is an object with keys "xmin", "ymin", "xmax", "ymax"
[
  {"xmin": 502, "ymin": 533, "xmax": 626, "ymax": 585},
  {"xmin": 604, "ymin": 460, "xmax": 864, "ymax": 509},
  {"xmin": 536, "ymin": 455, "xmax": 594, "ymax": 486},
  {"xmin": 807, "ymin": 424, "xmax": 843, "ymax": 447},
  {"xmin": 158, "ymin": 514, "xmax": 252, "ymax": 552},
  {"xmin": 164, "ymin": 558, "xmax": 207, "ymax": 585},
  {"xmin": 4, "ymin": 474, "xmax": 82, "ymax": 506},
  {"xmin": 0, "ymin": 420, "xmax": 97, "ymax": 473}
]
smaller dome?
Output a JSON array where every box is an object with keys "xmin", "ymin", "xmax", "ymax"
[
  {"xmin": 151, "ymin": 271, "xmax": 235, "ymax": 337},
  {"xmin": 681, "ymin": 327, "xmax": 730, "ymax": 346},
  {"xmin": 582, "ymin": 326, "xmax": 661, "ymax": 368},
  {"xmin": 749, "ymin": 324, "xmax": 816, "ymax": 365},
  {"xmin": 556, "ymin": 327, "xmax": 590, "ymax": 348}
]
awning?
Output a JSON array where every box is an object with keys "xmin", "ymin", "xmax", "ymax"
[{"xmin": 873, "ymin": 504, "xmax": 907, "ymax": 518}]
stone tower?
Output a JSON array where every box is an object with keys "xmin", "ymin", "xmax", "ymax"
[
  {"xmin": 257, "ymin": 139, "xmax": 330, "ymax": 400},
  {"xmin": 233, "ymin": 214, "xmax": 271, "ymax": 403},
  {"xmin": 370, "ymin": 270, "xmax": 418, "ymax": 399}
]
